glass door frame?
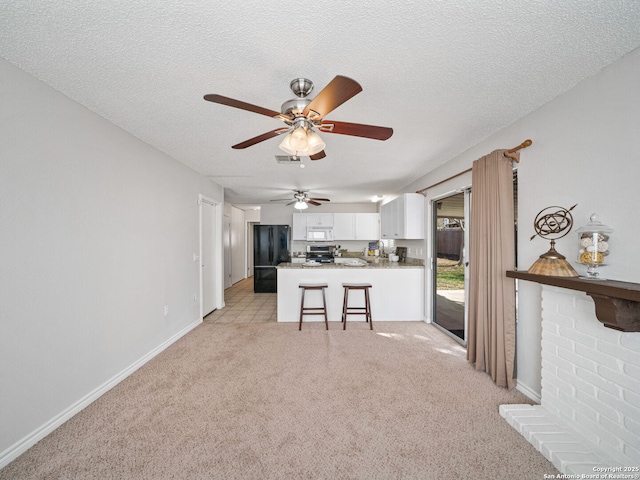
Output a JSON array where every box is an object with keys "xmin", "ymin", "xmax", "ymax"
[{"xmin": 430, "ymin": 188, "xmax": 471, "ymax": 346}]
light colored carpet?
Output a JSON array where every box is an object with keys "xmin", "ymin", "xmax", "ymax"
[{"xmin": 0, "ymin": 321, "xmax": 558, "ymax": 479}]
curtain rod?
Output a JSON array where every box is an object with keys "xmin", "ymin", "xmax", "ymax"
[
  {"xmin": 503, "ymin": 139, "xmax": 532, "ymax": 163},
  {"xmin": 416, "ymin": 139, "xmax": 532, "ymax": 195}
]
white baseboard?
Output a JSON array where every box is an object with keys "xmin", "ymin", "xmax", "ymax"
[
  {"xmin": 0, "ymin": 318, "xmax": 202, "ymax": 470},
  {"xmin": 515, "ymin": 381, "xmax": 541, "ymax": 404}
]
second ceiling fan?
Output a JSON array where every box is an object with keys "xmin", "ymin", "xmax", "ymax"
[
  {"xmin": 271, "ymin": 190, "xmax": 330, "ymax": 209},
  {"xmin": 204, "ymin": 75, "xmax": 393, "ymax": 160}
]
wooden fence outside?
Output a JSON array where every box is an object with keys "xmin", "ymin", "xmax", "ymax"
[{"xmin": 437, "ymin": 229, "xmax": 463, "ymax": 260}]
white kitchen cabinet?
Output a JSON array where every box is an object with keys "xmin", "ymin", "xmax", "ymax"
[
  {"xmin": 403, "ymin": 194, "xmax": 424, "ymax": 239},
  {"xmin": 333, "ymin": 213, "xmax": 355, "ymax": 240},
  {"xmin": 292, "ymin": 213, "xmax": 307, "ymax": 240},
  {"xmin": 305, "ymin": 213, "xmax": 333, "ymax": 227},
  {"xmin": 296, "ymin": 212, "xmax": 379, "ymax": 241},
  {"xmin": 380, "ymin": 193, "xmax": 424, "ymax": 239},
  {"xmin": 333, "ymin": 213, "xmax": 379, "ymax": 240},
  {"xmin": 354, "ymin": 213, "xmax": 379, "ymax": 240},
  {"xmin": 293, "ymin": 213, "xmax": 334, "ymax": 240},
  {"xmin": 381, "ymin": 200, "xmax": 400, "ymax": 239}
]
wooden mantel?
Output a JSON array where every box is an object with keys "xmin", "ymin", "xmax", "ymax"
[{"xmin": 506, "ymin": 270, "xmax": 640, "ymax": 333}]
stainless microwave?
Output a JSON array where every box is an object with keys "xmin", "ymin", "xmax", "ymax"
[{"xmin": 306, "ymin": 227, "xmax": 334, "ymax": 242}]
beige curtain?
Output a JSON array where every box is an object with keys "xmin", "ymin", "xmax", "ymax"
[{"xmin": 467, "ymin": 150, "xmax": 516, "ymax": 389}]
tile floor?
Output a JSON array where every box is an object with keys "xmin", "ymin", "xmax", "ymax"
[{"xmin": 204, "ymin": 276, "xmax": 277, "ymax": 323}]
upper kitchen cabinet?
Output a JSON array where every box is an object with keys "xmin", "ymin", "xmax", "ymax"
[
  {"xmin": 292, "ymin": 213, "xmax": 335, "ymax": 240},
  {"xmin": 334, "ymin": 213, "xmax": 379, "ymax": 240},
  {"xmin": 381, "ymin": 193, "xmax": 425, "ymax": 239},
  {"xmin": 292, "ymin": 213, "xmax": 307, "ymax": 240},
  {"xmin": 305, "ymin": 214, "xmax": 333, "ymax": 227},
  {"xmin": 355, "ymin": 213, "xmax": 380, "ymax": 240},
  {"xmin": 381, "ymin": 198, "xmax": 399, "ymax": 239},
  {"xmin": 332, "ymin": 213, "xmax": 353, "ymax": 239}
]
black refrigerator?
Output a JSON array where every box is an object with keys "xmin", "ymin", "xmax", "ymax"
[{"xmin": 253, "ymin": 225, "xmax": 290, "ymax": 293}]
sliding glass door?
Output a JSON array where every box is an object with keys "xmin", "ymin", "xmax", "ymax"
[{"xmin": 432, "ymin": 191, "xmax": 469, "ymax": 344}]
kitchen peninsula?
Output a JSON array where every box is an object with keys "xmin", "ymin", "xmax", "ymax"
[{"xmin": 276, "ymin": 258, "xmax": 425, "ymax": 323}]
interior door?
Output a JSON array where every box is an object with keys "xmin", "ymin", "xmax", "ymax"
[
  {"xmin": 202, "ymin": 200, "xmax": 216, "ymax": 317},
  {"xmin": 223, "ymin": 215, "xmax": 232, "ymax": 289},
  {"xmin": 432, "ymin": 191, "xmax": 469, "ymax": 343}
]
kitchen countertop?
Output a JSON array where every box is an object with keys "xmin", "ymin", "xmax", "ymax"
[{"xmin": 277, "ymin": 257, "xmax": 424, "ymax": 269}]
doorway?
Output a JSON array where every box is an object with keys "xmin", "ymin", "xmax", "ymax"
[{"xmin": 432, "ymin": 191, "xmax": 469, "ymax": 344}]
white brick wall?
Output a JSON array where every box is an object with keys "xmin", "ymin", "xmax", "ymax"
[{"xmin": 540, "ymin": 285, "xmax": 640, "ymax": 465}]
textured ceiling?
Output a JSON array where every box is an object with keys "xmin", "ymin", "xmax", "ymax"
[{"xmin": 2, "ymin": 1, "xmax": 640, "ymax": 207}]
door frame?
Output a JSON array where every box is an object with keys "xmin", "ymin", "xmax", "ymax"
[
  {"xmin": 247, "ymin": 221, "xmax": 259, "ymax": 278},
  {"xmin": 223, "ymin": 215, "xmax": 232, "ymax": 289},
  {"xmin": 430, "ymin": 189, "xmax": 470, "ymax": 345},
  {"xmin": 199, "ymin": 194, "xmax": 224, "ymax": 318},
  {"xmin": 423, "ymin": 170, "xmax": 473, "ymax": 343}
]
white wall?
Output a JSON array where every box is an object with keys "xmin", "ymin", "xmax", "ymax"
[
  {"xmin": 0, "ymin": 58, "xmax": 224, "ymax": 466},
  {"xmin": 243, "ymin": 208, "xmax": 261, "ymax": 223},
  {"xmin": 404, "ymin": 47, "xmax": 640, "ymax": 399}
]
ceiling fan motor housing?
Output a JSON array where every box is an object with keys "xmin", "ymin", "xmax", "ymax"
[
  {"xmin": 281, "ymin": 78, "xmax": 315, "ymax": 117},
  {"xmin": 281, "ymin": 97, "xmax": 311, "ymax": 117},
  {"xmin": 290, "ymin": 78, "xmax": 314, "ymax": 98}
]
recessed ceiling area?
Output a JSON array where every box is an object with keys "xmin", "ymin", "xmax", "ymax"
[{"xmin": 1, "ymin": 1, "xmax": 639, "ymax": 206}]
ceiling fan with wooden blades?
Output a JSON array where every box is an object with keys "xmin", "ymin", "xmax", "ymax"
[
  {"xmin": 270, "ymin": 190, "xmax": 330, "ymax": 209},
  {"xmin": 204, "ymin": 76, "xmax": 393, "ymax": 160}
]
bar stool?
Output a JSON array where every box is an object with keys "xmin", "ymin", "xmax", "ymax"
[
  {"xmin": 341, "ymin": 283, "xmax": 373, "ymax": 330},
  {"xmin": 298, "ymin": 283, "xmax": 329, "ymax": 331}
]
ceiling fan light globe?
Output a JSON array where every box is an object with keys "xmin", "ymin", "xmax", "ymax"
[
  {"xmin": 305, "ymin": 131, "xmax": 325, "ymax": 155},
  {"xmin": 294, "ymin": 201, "xmax": 308, "ymax": 210},
  {"xmin": 289, "ymin": 127, "xmax": 309, "ymax": 151},
  {"xmin": 279, "ymin": 134, "xmax": 297, "ymax": 155}
]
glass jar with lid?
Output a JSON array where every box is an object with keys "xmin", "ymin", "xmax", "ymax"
[{"xmin": 576, "ymin": 213, "xmax": 612, "ymax": 279}]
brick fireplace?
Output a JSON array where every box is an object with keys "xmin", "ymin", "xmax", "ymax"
[{"xmin": 501, "ymin": 282, "xmax": 640, "ymax": 474}]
